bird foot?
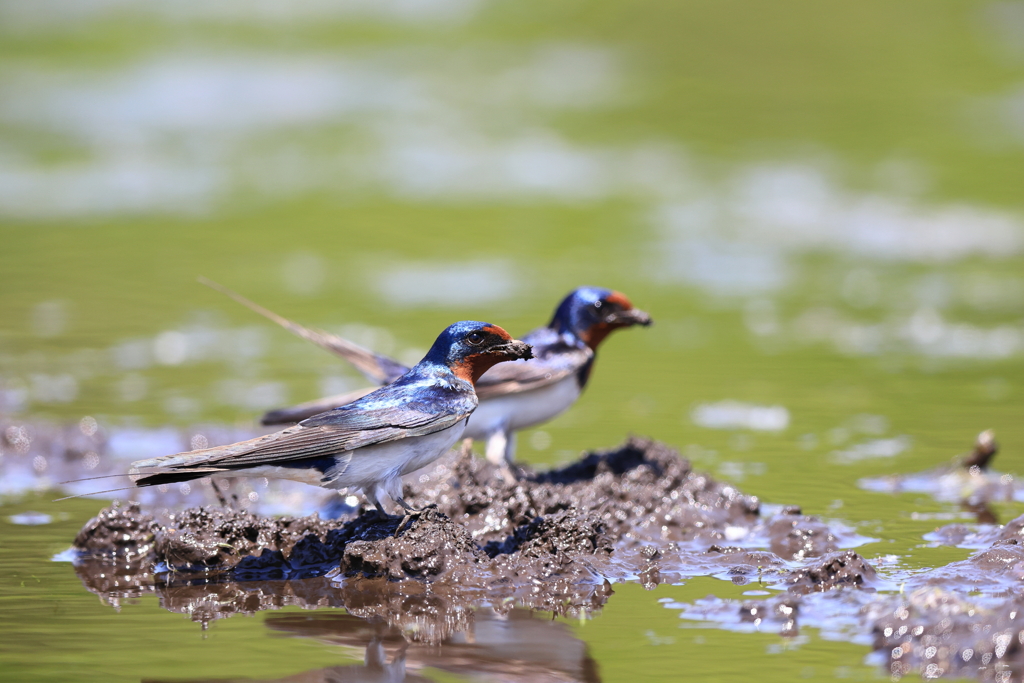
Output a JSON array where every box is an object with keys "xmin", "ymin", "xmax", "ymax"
[
  {"xmin": 393, "ymin": 503, "xmax": 436, "ymax": 537},
  {"xmin": 394, "ymin": 511, "xmax": 419, "ymax": 537}
]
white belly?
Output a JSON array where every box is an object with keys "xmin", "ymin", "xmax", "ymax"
[
  {"xmin": 333, "ymin": 419, "xmax": 467, "ymax": 490},
  {"xmin": 238, "ymin": 420, "xmax": 466, "ymax": 491},
  {"xmin": 464, "ymin": 375, "xmax": 581, "ymax": 439}
]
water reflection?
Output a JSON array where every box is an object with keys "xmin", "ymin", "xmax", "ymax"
[
  {"xmin": 179, "ymin": 637, "xmax": 434, "ymax": 683},
  {"xmin": 79, "ymin": 570, "xmax": 601, "ymax": 683},
  {"xmin": 264, "ymin": 611, "xmax": 599, "ymax": 683},
  {"xmin": 961, "ymin": 501, "xmax": 998, "ymax": 526},
  {"xmin": 184, "ymin": 610, "xmax": 601, "ymax": 683}
]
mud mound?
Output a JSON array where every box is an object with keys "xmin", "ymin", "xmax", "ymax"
[
  {"xmin": 412, "ymin": 436, "xmax": 760, "ymax": 550},
  {"xmin": 70, "ymin": 436, "xmax": 877, "ymax": 639}
]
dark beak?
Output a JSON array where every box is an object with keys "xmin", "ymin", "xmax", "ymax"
[
  {"xmin": 496, "ymin": 339, "xmax": 533, "ymax": 361},
  {"xmin": 606, "ymin": 308, "xmax": 652, "ymax": 327}
]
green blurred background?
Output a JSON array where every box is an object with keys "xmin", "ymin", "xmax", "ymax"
[{"xmin": 2, "ymin": 0, "xmax": 1023, "ymax": 680}]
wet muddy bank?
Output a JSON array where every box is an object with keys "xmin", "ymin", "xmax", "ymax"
[
  {"xmin": 36, "ymin": 431, "xmax": 1024, "ymax": 679},
  {"xmin": 68, "ymin": 438, "xmax": 878, "ymax": 633}
]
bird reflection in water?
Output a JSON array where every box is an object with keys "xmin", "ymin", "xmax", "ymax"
[{"xmin": 143, "ymin": 610, "xmax": 600, "ymax": 683}]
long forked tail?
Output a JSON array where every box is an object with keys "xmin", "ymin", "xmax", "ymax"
[
  {"xmin": 133, "ymin": 467, "xmax": 225, "ymax": 488},
  {"xmin": 53, "ymin": 468, "xmax": 222, "ymax": 502},
  {"xmin": 124, "ymin": 427, "xmax": 291, "ymax": 488},
  {"xmin": 53, "ymin": 431, "xmax": 281, "ymax": 500},
  {"xmin": 197, "ymin": 276, "xmax": 409, "ymax": 385}
]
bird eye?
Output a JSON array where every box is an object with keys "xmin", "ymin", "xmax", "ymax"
[
  {"xmin": 593, "ymin": 300, "xmax": 603, "ymax": 309},
  {"xmin": 466, "ymin": 332, "xmax": 485, "ymax": 345}
]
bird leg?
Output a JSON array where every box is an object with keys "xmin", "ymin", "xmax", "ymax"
[
  {"xmin": 484, "ymin": 430, "xmax": 507, "ymax": 467},
  {"xmin": 363, "ymin": 491, "xmax": 391, "ymax": 521},
  {"xmin": 501, "ymin": 432, "xmax": 522, "ymax": 483},
  {"xmin": 210, "ymin": 478, "xmax": 235, "ymax": 508},
  {"xmin": 486, "ymin": 429, "xmax": 519, "ymax": 484}
]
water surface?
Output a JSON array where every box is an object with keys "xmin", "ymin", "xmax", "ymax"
[{"xmin": 2, "ymin": 1, "xmax": 1024, "ymax": 680}]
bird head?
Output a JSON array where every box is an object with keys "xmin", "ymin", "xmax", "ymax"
[
  {"xmin": 549, "ymin": 287, "xmax": 652, "ymax": 350},
  {"xmin": 425, "ymin": 321, "xmax": 533, "ymax": 384}
]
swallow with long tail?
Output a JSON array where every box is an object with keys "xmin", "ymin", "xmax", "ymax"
[{"xmin": 123, "ymin": 321, "xmax": 531, "ymax": 523}]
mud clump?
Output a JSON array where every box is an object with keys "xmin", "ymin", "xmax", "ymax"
[
  {"xmin": 916, "ymin": 516, "xmax": 1024, "ymax": 589},
  {"xmin": 766, "ymin": 512, "xmax": 841, "ymax": 560},
  {"xmin": 785, "ymin": 550, "xmax": 878, "ymax": 594},
  {"xmin": 484, "ymin": 508, "xmax": 611, "ymax": 560},
  {"xmin": 998, "ymin": 514, "xmax": 1024, "ymax": 544},
  {"xmin": 337, "ymin": 507, "xmax": 480, "ymax": 581},
  {"xmin": 156, "ymin": 506, "xmax": 342, "ymax": 570},
  {"xmin": 74, "ymin": 502, "xmax": 159, "ymax": 560}
]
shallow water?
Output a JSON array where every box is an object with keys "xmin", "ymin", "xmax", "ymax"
[{"xmin": 3, "ymin": 1, "xmax": 1024, "ymax": 681}]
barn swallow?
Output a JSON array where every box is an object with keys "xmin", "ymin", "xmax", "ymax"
[
  {"xmin": 202, "ymin": 280, "xmax": 651, "ymax": 470},
  {"xmin": 127, "ymin": 321, "xmax": 532, "ymax": 519}
]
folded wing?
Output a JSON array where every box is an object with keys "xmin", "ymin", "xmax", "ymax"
[{"xmin": 131, "ymin": 384, "xmax": 472, "ymax": 484}]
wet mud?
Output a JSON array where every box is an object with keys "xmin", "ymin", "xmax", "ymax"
[
  {"xmin": 866, "ymin": 588, "xmax": 1024, "ymax": 682},
  {"xmin": 668, "ymin": 512, "xmax": 1024, "ymax": 680},
  {"xmin": 36, "ymin": 430, "xmax": 1024, "ymax": 680},
  {"xmin": 68, "ymin": 438, "xmax": 873, "ymax": 631},
  {"xmin": 667, "ymin": 431, "xmax": 1024, "ymax": 682}
]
